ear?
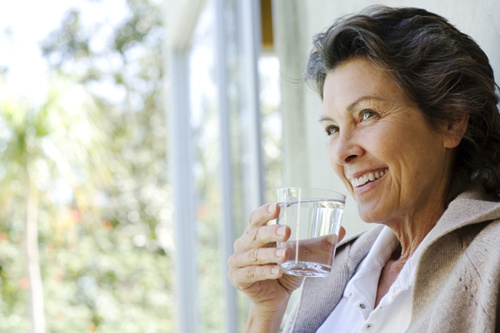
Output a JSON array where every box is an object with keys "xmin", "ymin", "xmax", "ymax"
[{"xmin": 443, "ymin": 114, "xmax": 469, "ymax": 149}]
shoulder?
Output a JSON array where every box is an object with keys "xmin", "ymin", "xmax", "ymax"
[
  {"xmin": 419, "ymin": 215, "xmax": 500, "ymax": 273},
  {"xmin": 413, "ymin": 191, "xmax": 500, "ymax": 303},
  {"xmin": 425, "ymin": 187, "xmax": 500, "ymax": 244},
  {"xmin": 460, "ymin": 218, "xmax": 500, "ymax": 263},
  {"xmin": 414, "ymin": 211, "xmax": 500, "ymax": 303},
  {"xmin": 444, "ymin": 193, "xmax": 500, "ymax": 256},
  {"xmin": 411, "ymin": 214, "xmax": 500, "ymax": 331},
  {"xmin": 447, "ymin": 187, "xmax": 500, "ymax": 224}
]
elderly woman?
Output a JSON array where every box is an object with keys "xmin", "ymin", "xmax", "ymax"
[{"xmin": 228, "ymin": 5, "xmax": 500, "ymax": 333}]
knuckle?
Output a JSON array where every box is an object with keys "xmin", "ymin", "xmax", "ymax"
[
  {"xmin": 248, "ymin": 203, "xmax": 270, "ymax": 226},
  {"xmin": 248, "ymin": 248, "xmax": 259, "ymax": 263},
  {"xmin": 246, "ymin": 266, "xmax": 258, "ymax": 279},
  {"xmin": 250, "ymin": 227, "xmax": 260, "ymax": 242},
  {"xmin": 248, "ymin": 209, "xmax": 261, "ymax": 226}
]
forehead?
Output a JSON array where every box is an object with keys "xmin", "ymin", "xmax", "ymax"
[{"xmin": 322, "ymin": 58, "xmax": 405, "ymax": 114}]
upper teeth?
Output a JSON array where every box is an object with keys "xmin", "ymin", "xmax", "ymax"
[{"xmin": 350, "ymin": 169, "xmax": 387, "ymax": 187}]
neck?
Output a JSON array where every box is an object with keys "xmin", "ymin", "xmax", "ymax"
[{"xmin": 388, "ymin": 206, "xmax": 445, "ymax": 262}]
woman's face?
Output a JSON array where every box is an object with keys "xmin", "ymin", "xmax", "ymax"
[{"xmin": 321, "ymin": 57, "xmax": 457, "ymax": 225}]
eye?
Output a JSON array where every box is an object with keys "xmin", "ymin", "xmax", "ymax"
[
  {"xmin": 324, "ymin": 124, "xmax": 339, "ymax": 136},
  {"xmin": 361, "ymin": 109, "xmax": 377, "ymax": 121}
]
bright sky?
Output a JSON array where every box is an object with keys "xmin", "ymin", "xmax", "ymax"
[{"xmin": 0, "ymin": 0, "xmax": 128, "ymax": 103}]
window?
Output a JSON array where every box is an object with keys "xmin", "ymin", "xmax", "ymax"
[{"xmin": 167, "ymin": 0, "xmax": 281, "ymax": 331}]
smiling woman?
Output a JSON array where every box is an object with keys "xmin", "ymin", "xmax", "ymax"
[
  {"xmin": 228, "ymin": 5, "xmax": 500, "ymax": 333},
  {"xmin": 321, "ymin": 57, "xmax": 463, "ymax": 230}
]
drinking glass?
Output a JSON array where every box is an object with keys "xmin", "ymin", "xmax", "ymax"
[{"xmin": 276, "ymin": 187, "xmax": 345, "ymax": 277}]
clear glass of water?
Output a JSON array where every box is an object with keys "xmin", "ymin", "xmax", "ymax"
[{"xmin": 276, "ymin": 187, "xmax": 345, "ymax": 277}]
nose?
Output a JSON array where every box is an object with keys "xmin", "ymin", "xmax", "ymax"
[{"xmin": 330, "ymin": 130, "xmax": 364, "ymax": 166}]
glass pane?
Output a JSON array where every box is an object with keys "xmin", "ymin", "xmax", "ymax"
[
  {"xmin": 188, "ymin": 1, "xmax": 224, "ymax": 332},
  {"xmin": 186, "ymin": 1, "xmax": 282, "ymax": 331}
]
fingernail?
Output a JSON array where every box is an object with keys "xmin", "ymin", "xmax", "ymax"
[
  {"xmin": 277, "ymin": 226, "xmax": 286, "ymax": 236},
  {"xmin": 267, "ymin": 203, "xmax": 276, "ymax": 213},
  {"xmin": 271, "ymin": 266, "xmax": 280, "ymax": 275}
]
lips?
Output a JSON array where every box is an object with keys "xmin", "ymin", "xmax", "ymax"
[{"xmin": 349, "ymin": 169, "xmax": 388, "ymax": 187}]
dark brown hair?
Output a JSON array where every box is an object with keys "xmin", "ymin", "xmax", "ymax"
[{"xmin": 306, "ymin": 5, "xmax": 500, "ymax": 203}]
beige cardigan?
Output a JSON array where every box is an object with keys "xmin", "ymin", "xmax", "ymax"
[{"xmin": 283, "ymin": 188, "xmax": 500, "ymax": 332}]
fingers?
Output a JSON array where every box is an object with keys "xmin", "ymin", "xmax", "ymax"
[
  {"xmin": 229, "ymin": 247, "xmax": 289, "ymax": 268},
  {"xmin": 234, "ymin": 224, "xmax": 289, "ymax": 252},
  {"xmin": 280, "ymin": 227, "xmax": 346, "ymax": 264},
  {"xmin": 338, "ymin": 226, "xmax": 346, "ymax": 243},
  {"xmin": 228, "ymin": 246, "xmax": 288, "ymax": 289},
  {"xmin": 285, "ymin": 234, "xmax": 337, "ymax": 264},
  {"xmin": 229, "ymin": 264, "xmax": 283, "ymax": 289},
  {"xmin": 234, "ymin": 203, "xmax": 289, "ymax": 253},
  {"xmin": 228, "ymin": 203, "xmax": 287, "ymax": 288},
  {"xmin": 248, "ymin": 202, "xmax": 279, "ymax": 228}
]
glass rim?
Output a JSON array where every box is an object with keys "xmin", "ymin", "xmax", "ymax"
[{"xmin": 276, "ymin": 187, "xmax": 346, "ymax": 203}]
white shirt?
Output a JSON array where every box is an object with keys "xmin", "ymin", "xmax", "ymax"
[{"xmin": 317, "ymin": 226, "xmax": 425, "ymax": 333}]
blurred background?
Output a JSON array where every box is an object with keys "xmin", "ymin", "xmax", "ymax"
[{"xmin": 0, "ymin": 0, "xmax": 498, "ymax": 332}]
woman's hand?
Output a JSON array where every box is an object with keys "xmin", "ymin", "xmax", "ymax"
[
  {"xmin": 228, "ymin": 202, "xmax": 347, "ymax": 332},
  {"xmin": 228, "ymin": 203, "xmax": 303, "ymax": 314}
]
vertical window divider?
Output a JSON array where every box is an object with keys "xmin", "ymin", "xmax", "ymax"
[
  {"xmin": 168, "ymin": 50, "xmax": 199, "ymax": 333},
  {"xmin": 214, "ymin": 1, "xmax": 238, "ymax": 332}
]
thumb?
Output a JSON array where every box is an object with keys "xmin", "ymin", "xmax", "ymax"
[{"xmin": 338, "ymin": 226, "xmax": 346, "ymax": 243}]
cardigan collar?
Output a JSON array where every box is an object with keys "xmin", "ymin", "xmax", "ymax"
[{"xmin": 422, "ymin": 187, "xmax": 500, "ymax": 247}]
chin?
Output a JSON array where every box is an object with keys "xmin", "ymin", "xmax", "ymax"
[{"xmin": 358, "ymin": 207, "xmax": 384, "ymax": 224}]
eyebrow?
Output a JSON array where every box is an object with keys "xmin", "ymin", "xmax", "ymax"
[{"xmin": 319, "ymin": 95, "xmax": 388, "ymax": 122}]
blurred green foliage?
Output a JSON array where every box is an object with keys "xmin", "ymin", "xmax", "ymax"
[
  {"xmin": 0, "ymin": 0, "xmax": 174, "ymax": 331},
  {"xmin": 0, "ymin": 1, "xmax": 283, "ymax": 332}
]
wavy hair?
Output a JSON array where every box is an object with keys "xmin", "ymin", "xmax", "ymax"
[{"xmin": 306, "ymin": 5, "xmax": 500, "ymax": 203}]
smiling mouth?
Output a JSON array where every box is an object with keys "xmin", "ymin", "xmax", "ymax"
[{"xmin": 350, "ymin": 169, "xmax": 388, "ymax": 188}]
